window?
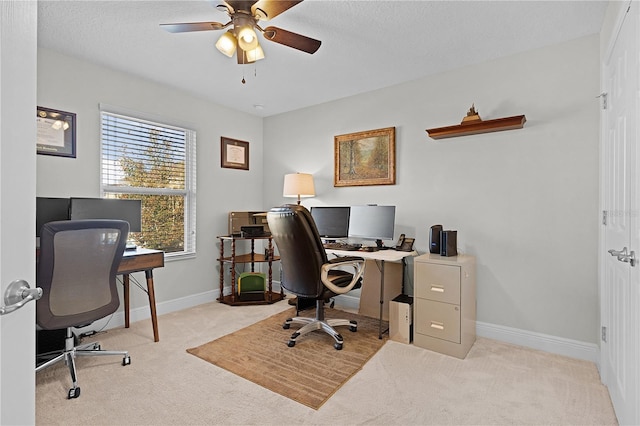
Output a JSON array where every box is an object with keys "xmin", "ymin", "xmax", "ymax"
[{"xmin": 100, "ymin": 109, "xmax": 196, "ymax": 257}]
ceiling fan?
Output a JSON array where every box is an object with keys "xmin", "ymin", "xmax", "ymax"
[{"xmin": 160, "ymin": 0, "xmax": 321, "ymax": 64}]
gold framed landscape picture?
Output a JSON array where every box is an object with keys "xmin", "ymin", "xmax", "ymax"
[{"xmin": 334, "ymin": 127, "xmax": 395, "ymax": 187}]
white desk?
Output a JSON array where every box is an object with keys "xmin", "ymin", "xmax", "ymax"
[{"xmin": 325, "ymin": 248, "xmax": 417, "ymax": 338}]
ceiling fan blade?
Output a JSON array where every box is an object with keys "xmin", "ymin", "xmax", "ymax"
[
  {"xmin": 160, "ymin": 22, "xmax": 225, "ymax": 33},
  {"xmin": 262, "ymin": 26, "xmax": 321, "ymax": 54},
  {"xmin": 251, "ymin": 0, "xmax": 302, "ymax": 21}
]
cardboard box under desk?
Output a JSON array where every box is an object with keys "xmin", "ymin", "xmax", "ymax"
[{"xmin": 358, "ymin": 259, "xmax": 403, "ymax": 321}]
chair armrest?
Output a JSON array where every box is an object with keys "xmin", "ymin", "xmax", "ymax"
[{"xmin": 321, "ymin": 257, "xmax": 366, "ymax": 294}]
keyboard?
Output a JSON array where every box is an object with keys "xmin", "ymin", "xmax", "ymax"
[{"xmin": 323, "ymin": 242, "xmax": 362, "ymax": 251}]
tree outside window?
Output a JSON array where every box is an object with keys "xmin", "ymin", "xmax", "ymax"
[{"xmin": 101, "ymin": 111, "xmax": 196, "ymax": 256}]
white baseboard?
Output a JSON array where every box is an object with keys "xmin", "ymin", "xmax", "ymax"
[
  {"xmin": 74, "ymin": 288, "xmax": 219, "ymax": 336},
  {"xmin": 336, "ymin": 295, "xmax": 599, "ymax": 363},
  {"xmin": 80, "ymin": 284, "xmax": 599, "ymax": 364},
  {"xmin": 476, "ymin": 321, "xmax": 599, "ymax": 363}
]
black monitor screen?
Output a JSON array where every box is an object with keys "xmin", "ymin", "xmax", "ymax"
[
  {"xmin": 348, "ymin": 205, "xmax": 396, "ymax": 241},
  {"xmin": 36, "ymin": 197, "xmax": 70, "ymax": 237},
  {"xmin": 310, "ymin": 206, "xmax": 351, "ymax": 238},
  {"xmin": 69, "ymin": 198, "xmax": 142, "ymax": 232}
]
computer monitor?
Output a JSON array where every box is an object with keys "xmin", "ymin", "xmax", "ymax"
[
  {"xmin": 310, "ymin": 206, "xmax": 351, "ymax": 238},
  {"xmin": 69, "ymin": 197, "xmax": 142, "ymax": 232},
  {"xmin": 348, "ymin": 205, "xmax": 396, "ymax": 247},
  {"xmin": 36, "ymin": 197, "xmax": 70, "ymax": 237}
]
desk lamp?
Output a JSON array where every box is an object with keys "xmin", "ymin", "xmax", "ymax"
[{"xmin": 283, "ymin": 173, "xmax": 315, "ymax": 205}]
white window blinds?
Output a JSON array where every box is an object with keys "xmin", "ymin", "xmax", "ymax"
[{"xmin": 100, "ymin": 110, "xmax": 196, "ymax": 257}]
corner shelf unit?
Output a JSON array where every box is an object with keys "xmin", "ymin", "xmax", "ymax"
[{"xmin": 217, "ymin": 235, "xmax": 283, "ymax": 306}]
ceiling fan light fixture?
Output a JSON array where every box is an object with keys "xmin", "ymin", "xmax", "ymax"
[
  {"xmin": 215, "ymin": 31, "xmax": 237, "ymax": 57},
  {"xmin": 246, "ymin": 44, "xmax": 265, "ymax": 62},
  {"xmin": 237, "ymin": 26, "xmax": 258, "ymax": 51}
]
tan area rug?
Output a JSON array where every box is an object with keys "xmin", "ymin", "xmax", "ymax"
[{"xmin": 187, "ymin": 307, "xmax": 387, "ymax": 410}]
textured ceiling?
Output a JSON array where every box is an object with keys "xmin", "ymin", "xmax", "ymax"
[{"xmin": 37, "ymin": 0, "xmax": 608, "ymax": 117}]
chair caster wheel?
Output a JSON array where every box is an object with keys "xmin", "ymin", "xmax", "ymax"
[
  {"xmin": 288, "ymin": 340, "xmax": 296, "ymax": 347},
  {"xmin": 350, "ymin": 326, "xmax": 357, "ymax": 332},
  {"xmin": 334, "ymin": 342, "xmax": 343, "ymax": 350},
  {"xmin": 122, "ymin": 356, "xmax": 131, "ymax": 366},
  {"xmin": 283, "ymin": 322, "xmax": 291, "ymax": 329},
  {"xmin": 68, "ymin": 387, "xmax": 81, "ymax": 399}
]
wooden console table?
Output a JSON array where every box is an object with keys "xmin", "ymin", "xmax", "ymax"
[{"xmin": 217, "ymin": 235, "xmax": 284, "ymax": 306}]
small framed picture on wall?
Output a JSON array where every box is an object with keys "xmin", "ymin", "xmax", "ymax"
[
  {"xmin": 221, "ymin": 137, "xmax": 249, "ymax": 170},
  {"xmin": 36, "ymin": 106, "xmax": 77, "ymax": 158}
]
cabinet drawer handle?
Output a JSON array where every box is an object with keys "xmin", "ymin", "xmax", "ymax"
[
  {"xmin": 430, "ymin": 285, "xmax": 445, "ymax": 293},
  {"xmin": 430, "ymin": 321, "xmax": 444, "ymax": 330}
]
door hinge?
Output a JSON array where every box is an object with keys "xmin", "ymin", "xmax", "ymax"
[
  {"xmin": 597, "ymin": 92, "xmax": 608, "ymax": 110},
  {"xmin": 602, "ymin": 210, "xmax": 607, "ymax": 225},
  {"xmin": 602, "ymin": 326, "xmax": 607, "ymax": 342}
]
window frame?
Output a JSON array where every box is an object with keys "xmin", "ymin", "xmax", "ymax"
[{"xmin": 99, "ymin": 105, "xmax": 196, "ymax": 259}]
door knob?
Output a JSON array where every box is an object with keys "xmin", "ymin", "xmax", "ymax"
[
  {"xmin": 0, "ymin": 279, "xmax": 42, "ymax": 315},
  {"xmin": 608, "ymin": 247, "xmax": 637, "ymax": 267}
]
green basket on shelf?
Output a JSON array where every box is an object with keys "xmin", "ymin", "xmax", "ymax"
[{"xmin": 237, "ymin": 272, "xmax": 266, "ymax": 301}]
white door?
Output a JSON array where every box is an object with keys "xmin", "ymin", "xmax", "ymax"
[
  {"xmin": 0, "ymin": 1, "xmax": 37, "ymax": 424},
  {"xmin": 600, "ymin": 3, "xmax": 640, "ymax": 425}
]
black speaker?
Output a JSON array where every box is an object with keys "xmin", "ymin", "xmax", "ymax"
[
  {"xmin": 440, "ymin": 230, "xmax": 458, "ymax": 257},
  {"xmin": 429, "ymin": 225, "xmax": 443, "ymax": 254}
]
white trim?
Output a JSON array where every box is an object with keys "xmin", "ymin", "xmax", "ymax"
[
  {"xmin": 74, "ymin": 289, "xmax": 218, "ymax": 335},
  {"xmin": 81, "ymin": 285, "xmax": 597, "ymax": 364},
  {"xmin": 603, "ymin": 0, "xmax": 632, "ymax": 64},
  {"xmin": 99, "ymin": 102, "xmax": 197, "ymax": 131},
  {"xmin": 476, "ymin": 321, "xmax": 599, "ymax": 363}
]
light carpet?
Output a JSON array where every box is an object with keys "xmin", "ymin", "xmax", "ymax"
[
  {"xmin": 35, "ymin": 300, "xmax": 618, "ymax": 425},
  {"xmin": 187, "ymin": 307, "xmax": 387, "ymax": 409}
]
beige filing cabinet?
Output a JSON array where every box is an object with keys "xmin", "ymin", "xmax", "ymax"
[{"xmin": 413, "ymin": 253, "xmax": 476, "ymax": 359}]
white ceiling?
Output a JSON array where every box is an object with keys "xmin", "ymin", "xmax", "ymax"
[{"xmin": 37, "ymin": 0, "xmax": 608, "ymax": 117}]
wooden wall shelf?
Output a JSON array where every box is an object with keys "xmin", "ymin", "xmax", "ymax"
[{"xmin": 426, "ymin": 106, "xmax": 526, "ymax": 140}]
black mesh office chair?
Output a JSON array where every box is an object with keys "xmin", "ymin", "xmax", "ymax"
[
  {"xmin": 36, "ymin": 219, "xmax": 131, "ymax": 399},
  {"xmin": 267, "ymin": 205, "xmax": 365, "ymax": 350}
]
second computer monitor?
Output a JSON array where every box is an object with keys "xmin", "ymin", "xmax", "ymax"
[
  {"xmin": 310, "ymin": 206, "xmax": 351, "ymax": 238},
  {"xmin": 348, "ymin": 205, "xmax": 396, "ymax": 245},
  {"xmin": 69, "ymin": 197, "xmax": 142, "ymax": 232}
]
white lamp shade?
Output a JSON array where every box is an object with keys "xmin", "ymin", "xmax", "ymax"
[
  {"xmin": 245, "ymin": 44, "xmax": 265, "ymax": 63},
  {"xmin": 237, "ymin": 26, "xmax": 258, "ymax": 51},
  {"xmin": 215, "ymin": 31, "xmax": 237, "ymax": 57},
  {"xmin": 283, "ymin": 173, "xmax": 315, "ymax": 200}
]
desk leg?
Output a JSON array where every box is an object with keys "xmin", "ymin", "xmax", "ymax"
[
  {"xmin": 145, "ymin": 270, "xmax": 160, "ymax": 342},
  {"xmin": 123, "ymin": 274, "xmax": 130, "ymax": 329},
  {"xmin": 378, "ymin": 260, "xmax": 387, "ymax": 339}
]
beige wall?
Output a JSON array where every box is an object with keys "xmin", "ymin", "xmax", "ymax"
[
  {"xmin": 263, "ymin": 34, "xmax": 600, "ymax": 344},
  {"xmin": 37, "ymin": 33, "xmax": 601, "ymax": 347},
  {"xmin": 37, "ymin": 48, "xmax": 265, "ymax": 309}
]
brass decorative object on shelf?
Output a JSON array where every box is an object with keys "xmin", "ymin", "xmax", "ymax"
[{"xmin": 426, "ymin": 104, "xmax": 526, "ymax": 139}]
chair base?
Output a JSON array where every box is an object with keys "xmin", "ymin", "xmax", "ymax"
[
  {"xmin": 282, "ymin": 300, "xmax": 357, "ymax": 350},
  {"xmin": 36, "ymin": 328, "xmax": 130, "ymax": 399}
]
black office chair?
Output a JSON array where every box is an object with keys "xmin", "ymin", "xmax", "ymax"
[
  {"xmin": 36, "ymin": 219, "xmax": 131, "ymax": 399},
  {"xmin": 267, "ymin": 205, "xmax": 365, "ymax": 350}
]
